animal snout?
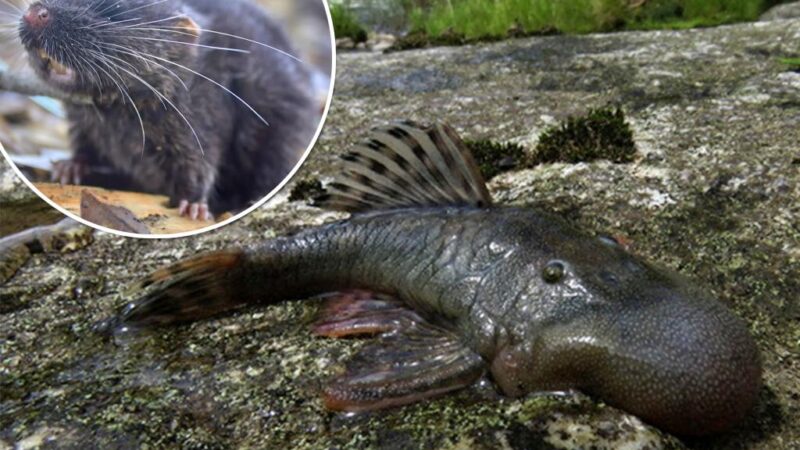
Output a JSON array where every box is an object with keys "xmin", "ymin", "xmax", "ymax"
[{"xmin": 23, "ymin": 3, "xmax": 51, "ymax": 30}]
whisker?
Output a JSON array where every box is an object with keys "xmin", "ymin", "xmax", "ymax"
[
  {"xmin": 115, "ymin": 14, "xmax": 184, "ymax": 30},
  {"xmin": 136, "ymin": 48, "xmax": 270, "ymax": 127},
  {"xmin": 108, "ymin": 0, "xmax": 169, "ymax": 19},
  {"xmin": 83, "ymin": 16, "xmax": 143, "ymax": 30},
  {"xmin": 96, "ymin": 0, "xmax": 124, "ymax": 16},
  {"xmin": 96, "ymin": 57, "xmax": 204, "ymax": 155},
  {"xmin": 99, "ymin": 41, "xmax": 188, "ymax": 90},
  {"xmin": 86, "ymin": 47, "xmax": 165, "ymax": 106},
  {"xmin": 116, "ymin": 36, "xmax": 250, "ymax": 54},
  {"xmin": 0, "ymin": 0, "xmax": 23, "ymax": 15},
  {"xmin": 89, "ymin": 56, "xmax": 147, "ymax": 153},
  {"xmin": 138, "ymin": 25, "xmax": 306, "ymax": 64}
]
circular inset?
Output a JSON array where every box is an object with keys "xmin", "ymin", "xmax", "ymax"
[{"xmin": 0, "ymin": 0, "xmax": 335, "ymax": 238}]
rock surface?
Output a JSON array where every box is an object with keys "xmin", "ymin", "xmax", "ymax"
[
  {"xmin": 760, "ymin": 1, "xmax": 800, "ymax": 21},
  {"xmin": 2, "ymin": 17, "xmax": 799, "ymax": 450}
]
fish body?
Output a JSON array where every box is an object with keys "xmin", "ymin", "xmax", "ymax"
[{"xmin": 104, "ymin": 122, "xmax": 761, "ymax": 436}]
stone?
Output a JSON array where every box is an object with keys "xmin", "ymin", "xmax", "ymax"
[
  {"xmin": 760, "ymin": 1, "xmax": 800, "ymax": 21},
  {"xmin": 1, "ymin": 17, "xmax": 799, "ymax": 450}
]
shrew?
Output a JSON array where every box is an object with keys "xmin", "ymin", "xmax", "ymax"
[{"xmin": 18, "ymin": 0, "xmax": 321, "ymax": 220}]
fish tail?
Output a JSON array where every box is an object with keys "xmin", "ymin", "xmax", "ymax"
[{"xmin": 95, "ymin": 249, "xmax": 254, "ymax": 334}]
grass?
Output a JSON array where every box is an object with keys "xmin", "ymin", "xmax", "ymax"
[
  {"xmin": 399, "ymin": 0, "xmax": 775, "ymax": 47},
  {"xmin": 779, "ymin": 57, "xmax": 800, "ymax": 70},
  {"xmin": 330, "ymin": 3, "xmax": 368, "ymax": 44}
]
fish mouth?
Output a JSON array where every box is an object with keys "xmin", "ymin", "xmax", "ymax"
[{"xmin": 31, "ymin": 47, "xmax": 76, "ymax": 85}]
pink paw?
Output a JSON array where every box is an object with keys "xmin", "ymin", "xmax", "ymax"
[
  {"xmin": 51, "ymin": 159, "xmax": 87, "ymax": 185},
  {"xmin": 178, "ymin": 200, "xmax": 213, "ymax": 221}
]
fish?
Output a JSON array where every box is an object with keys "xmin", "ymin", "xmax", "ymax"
[{"xmin": 97, "ymin": 121, "xmax": 761, "ymax": 436}]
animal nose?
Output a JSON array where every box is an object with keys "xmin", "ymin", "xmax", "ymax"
[{"xmin": 23, "ymin": 4, "xmax": 51, "ymax": 30}]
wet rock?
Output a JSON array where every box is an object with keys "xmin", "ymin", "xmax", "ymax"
[{"xmin": 2, "ymin": 16, "xmax": 799, "ymax": 450}]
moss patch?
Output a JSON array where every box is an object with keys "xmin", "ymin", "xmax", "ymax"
[
  {"xmin": 532, "ymin": 107, "xmax": 636, "ymax": 165},
  {"xmin": 466, "ymin": 139, "xmax": 530, "ymax": 180},
  {"xmin": 289, "ymin": 178, "xmax": 325, "ymax": 203}
]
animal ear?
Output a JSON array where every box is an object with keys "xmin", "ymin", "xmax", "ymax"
[{"xmin": 168, "ymin": 15, "xmax": 202, "ymax": 44}]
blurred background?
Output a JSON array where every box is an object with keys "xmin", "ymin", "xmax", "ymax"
[{"xmin": 329, "ymin": 0, "xmax": 798, "ymax": 49}]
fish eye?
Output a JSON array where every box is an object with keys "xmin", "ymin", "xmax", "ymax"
[
  {"xmin": 542, "ymin": 260, "xmax": 565, "ymax": 283},
  {"xmin": 598, "ymin": 235, "xmax": 620, "ymax": 246},
  {"xmin": 598, "ymin": 270, "xmax": 619, "ymax": 285}
]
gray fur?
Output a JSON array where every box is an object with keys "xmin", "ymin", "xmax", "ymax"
[{"xmin": 19, "ymin": 0, "xmax": 320, "ymax": 214}]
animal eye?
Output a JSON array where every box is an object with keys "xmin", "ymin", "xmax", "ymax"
[
  {"xmin": 542, "ymin": 260, "xmax": 565, "ymax": 283},
  {"xmin": 598, "ymin": 235, "xmax": 620, "ymax": 246},
  {"xmin": 599, "ymin": 270, "xmax": 619, "ymax": 285}
]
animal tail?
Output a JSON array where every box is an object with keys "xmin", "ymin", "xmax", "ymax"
[{"xmin": 95, "ymin": 249, "xmax": 256, "ymax": 335}]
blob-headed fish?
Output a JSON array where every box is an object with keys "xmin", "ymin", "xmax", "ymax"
[{"xmin": 99, "ymin": 122, "xmax": 761, "ymax": 436}]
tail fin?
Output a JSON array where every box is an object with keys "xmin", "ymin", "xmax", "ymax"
[{"xmin": 95, "ymin": 250, "xmax": 251, "ymax": 335}]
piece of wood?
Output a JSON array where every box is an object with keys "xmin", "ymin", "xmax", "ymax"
[
  {"xmin": 0, "ymin": 218, "xmax": 93, "ymax": 285},
  {"xmin": 80, "ymin": 190, "xmax": 150, "ymax": 235},
  {"xmin": 0, "ymin": 67, "xmax": 92, "ymax": 105},
  {"xmin": 35, "ymin": 183, "xmax": 214, "ymax": 235}
]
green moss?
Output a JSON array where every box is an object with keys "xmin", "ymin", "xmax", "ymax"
[
  {"xmin": 391, "ymin": 29, "xmax": 472, "ymax": 51},
  {"xmin": 289, "ymin": 178, "xmax": 325, "ymax": 203},
  {"xmin": 778, "ymin": 57, "xmax": 800, "ymax": 71},
  {"xmin": 465, "ymin": 139, "xmax": 529, "ymax": 180},
  {"xmin": 532, "ymin": 107, "xmax": 636, "ymax": 165},
  {"xmin": 331, "ymin": 4, "xmax": 368, "ymax": 45}
]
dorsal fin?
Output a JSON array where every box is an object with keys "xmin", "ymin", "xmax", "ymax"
[{"xmin": 314, "ymin": 121, "xmax": 493, "ymax": 212}]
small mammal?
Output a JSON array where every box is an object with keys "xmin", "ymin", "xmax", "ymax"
[
  {"xmin": 19, "ymin": 0, "xmax": 320, "ymax": 219},
  {"xmin": 99, "ymin": 122, "xmax": 761, "ymax": 436}
]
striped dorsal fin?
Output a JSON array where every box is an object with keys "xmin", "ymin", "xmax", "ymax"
[{"xmin": 315, "ymin": 121, "xmax": 493, "ymax": 212}]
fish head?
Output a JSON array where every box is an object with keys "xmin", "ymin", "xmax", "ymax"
[{"xmin": 492, "ymin": 234, "xmax": 761, "ymax": 436}]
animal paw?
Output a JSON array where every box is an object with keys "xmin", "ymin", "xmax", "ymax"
[
  {"xmin": 51, "ymin": 159, "xmax": 87, "ymax": 185},
  {"xmin": 178, "ymin": 200, "xmax": 213, "ymax": 221}
]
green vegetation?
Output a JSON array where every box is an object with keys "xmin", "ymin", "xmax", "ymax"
[
  {"xmin": 330, "ymin": 3, "xmax": 368, "ymax": 45},
  {"xmin": 398, "ymin": 0, "xmax": 778, "ymax": 48},
  {"xmin": 533, "ymin": 107, "xmax": 637, "ymax": 164},
  {"xmin": 463, "ymin": 107, "xmax": 637, "ymax": 179},
  {"xmin": 779, "ymin": 57, "xmax": 800, "ymax": 71},
  {"xmin": 289, "ymin": 178, "xmax": 325, "ymax": 202},
  {"xmin": 465, "ymin": 139, "xmax": 529, "ymax": 180}
]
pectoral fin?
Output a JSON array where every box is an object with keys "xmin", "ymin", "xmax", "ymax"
[{"xmin": 314, "ymin": 291, "xmax": 485, "ymax": 411}]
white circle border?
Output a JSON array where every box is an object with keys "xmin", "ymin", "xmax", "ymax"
[{"xmin": 0, "ymin": 0, "xmax": 337, "ymax": 240}]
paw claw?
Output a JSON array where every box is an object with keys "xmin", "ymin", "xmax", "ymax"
[
  {"xmin": 178, "ymin": 200, "xmax": 190, "ymax": 216},
  {"xmin": 177, "ymin": 200, "xmax": 212, "ymax": 221},
  {"xmin": 51, "ymin": 160, "xmax": 86, "ymax": 185}
]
